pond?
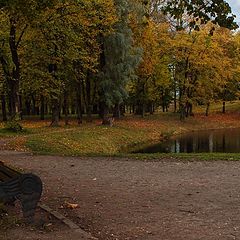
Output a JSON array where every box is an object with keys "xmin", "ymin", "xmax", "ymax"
[{"xmin": 135, "ymin": 128, "xmax": 240, "ymax": 153}]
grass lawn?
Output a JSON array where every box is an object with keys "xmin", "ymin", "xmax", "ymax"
[{"xmin": 1, "ymin": 101, "xmax": 240, "ymax": 159}]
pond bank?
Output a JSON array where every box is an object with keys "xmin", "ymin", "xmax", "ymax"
[{"xmin": 1, "ymin": 112, "xmax": 240, "ymax": 157}]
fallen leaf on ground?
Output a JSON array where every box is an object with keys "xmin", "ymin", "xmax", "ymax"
[{"xmin": 66, "ymin": 203, "xmax": 79, "ymax": 209}]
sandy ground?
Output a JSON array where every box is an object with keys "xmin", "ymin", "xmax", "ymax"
[{"xmin": 1, "ymin": 151, "xmax": 240, "ymax": 240}]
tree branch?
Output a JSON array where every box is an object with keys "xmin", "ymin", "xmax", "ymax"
[{"xmin": 16, "ymin": 24, "xmax": 28, "ymax": 49}]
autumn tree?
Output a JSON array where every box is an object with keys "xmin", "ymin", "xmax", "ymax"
[
  {"xmin": 171, "ymin": 25, "xmax": 238, "ymax": 118},
  {"xmin": 20, "ymin": 0, "xmax": 116, "ymax": 126},
  {"xmin": 0, "ymin": 0, "xmax": 51, "ymax": 120},
  {"xmin": 163, "ymin": 0, "xmax": 238, "ymax": 31}
]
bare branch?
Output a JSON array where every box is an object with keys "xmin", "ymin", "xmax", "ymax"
[{"xmin": 16, "ymin": 24, "xmax": 28, "ymax": 49}]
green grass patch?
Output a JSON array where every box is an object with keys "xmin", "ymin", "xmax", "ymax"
[
  {"xmin": 118, "ymin": 153, "xmax": 240, "ymax": 161},
  {"xmin": 1, "ymin": 102, "xmax": 240, "ymax": 160},
  {"xmin": 25, "ymin": 124, "xmax": 151, "ymax": 156}
]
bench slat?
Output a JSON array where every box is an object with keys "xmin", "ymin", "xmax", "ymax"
[{"xmin": 0, "ymin": 165, "xmax": 20, "ymax": 182}]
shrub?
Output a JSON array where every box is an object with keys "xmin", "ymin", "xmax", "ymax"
[{"xmin": 4, "ymin": 119, "xmax": 23, "ymax": 132}]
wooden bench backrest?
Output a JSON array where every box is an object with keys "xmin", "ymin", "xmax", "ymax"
[{"xmin": 0, "ymin": 163, "xmax": 20, "ymax": 182}]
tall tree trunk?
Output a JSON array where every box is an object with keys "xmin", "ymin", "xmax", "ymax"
[
  {"xmin": 102, "ymin": 103, "xmax": 109, "ymax": 125},
  {"xmin": 58, "ymin": 98, "xmax": 61, "ymax": 120},
  {"xmin": 40, "ymin": 95, "xmax": 45, "ymax": 120},
  {"xmin": 179, "ymin": 86, "xmax": 186, "ymax": 121},
  {"xmin": 71, "ymin": 103, "xmax": 76, "ymax": 115},
  {"xmin": 9, "ymin": 18, "xmax": 21, "ymax": 119},
  {"xmin": 31, "ymin": 95, "xmax": 36, "ymax": 115},
  {"xmin": 76, "ymin": 83, "xmax": 82, "ymax": 124},
  {"xmin": 45, "ymin": 102, "xmax": 48, "ymax": 116},
  {"xmin": 25, "ymin": 98, "xmax": 31, "ymax": 115},
  {"xmin": 222, "ymin": 101, "xmax": 226, "ymax": 114},
  {"xmin": 162, "ymin": 104, "xmax": 165, "ymax": 112},
  {"xmin": 19, "ymin": 95, "xmax": 23, "ymax": 120},
  {"xmin": 0, "ymin": 56, "xmax": 11, "ymax": 117},
  {"xmin": 179, "ymin": 102, "xmax": 185, "ymax": 121},
  {"xmin": 1, "ymin": 94, "xmax": 7, "ymax": 121},
  {"xmin": 150, "ymin": 102, "xmax": 154, "ymax": 115},
  {"xmin": 50, "ymin": 99, "xmax": 59, "ymax": 127},
  {"xmin": 141, "ymin": 103, "xmax": 145, "ymax": 118},
  {"xmin": 98, "ymin": 34, "xmax": 108, "ymax": 125},
  {"xmin": 63, "ymin": 91, "xmax": 69, "ymax": 125},
  {"xmin": 174, "ymin": 85, "xmax": 177, "ymax": 113},
  {"xmin": 113, "ymin": 103, "xmax": 121, "ymax": 119},
  {"xmin": 206, "ymin": 102, "xmax": 210, "ymax": 117},
  {"xmin": 86, "ymin": 72, "xmax": 93, "ymax": 122},
  {"xmin": 189, "ymin": 103, "xmax": 193, "ymax": 116}
]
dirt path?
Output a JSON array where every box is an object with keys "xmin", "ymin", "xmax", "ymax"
[{"xmin": 1, "ymin": 151, "xmax": 240, "ymax": 240}]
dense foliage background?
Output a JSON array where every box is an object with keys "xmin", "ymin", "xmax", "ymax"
[{"xmin": 0, "ymin": 0, "xmax": 239, "ymax": 126}]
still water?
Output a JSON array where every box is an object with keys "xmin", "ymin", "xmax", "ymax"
[{"xmin": 136, "ymin": 128, "xmax": 240, "ymax": 153}]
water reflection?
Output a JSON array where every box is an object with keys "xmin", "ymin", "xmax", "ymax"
[{"xmin": 136, "ymin": 129, "xmax": 240, "ymax": 153}]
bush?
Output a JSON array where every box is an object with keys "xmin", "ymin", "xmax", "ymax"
[{"xmin": 4, "ymin": 120, "xmax": 23, "ymax": 132}]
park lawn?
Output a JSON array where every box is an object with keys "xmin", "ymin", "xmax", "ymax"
[
  {"xmin": 194, "ymin": 100, "xmax": 240, "ymax": 113},
  {"xmin": 1, "ymin": 104, "xmax": 240, "ymax": 157}
]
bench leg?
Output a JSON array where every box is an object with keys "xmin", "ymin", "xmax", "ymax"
[{"xmin": 17, "ymin": 174, "xmax": 43, "ymax": 222}]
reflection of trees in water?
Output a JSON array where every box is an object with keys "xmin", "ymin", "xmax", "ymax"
[
  {"xmin": 222, "ymin": 135, "xmax": 226, "ymax": 152},
  {"xmin": 137, "ymin": 129, "xmax": 240, "ymax": 153},
  {"xmin": 209, "ymin": 133, "xmax": 213, "ymax": 153},
  {"xmin": 169, "ymin": 129, "xmax": 240, "ymax": 153}
]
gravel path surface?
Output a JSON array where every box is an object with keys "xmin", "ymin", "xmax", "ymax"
[{"xmin": 1, "ymin": 151, "xmax": 240, "ymax": 240}]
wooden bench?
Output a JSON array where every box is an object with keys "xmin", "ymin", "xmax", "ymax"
[{"xmin": 0, "ymin": 162, "xmax": 42, "ymax": 222}]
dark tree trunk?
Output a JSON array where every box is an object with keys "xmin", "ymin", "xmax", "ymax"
[
  {"xmin": 179, "ymin": 86, "xmax": 186, "ymax": 121},
  {"xmin": 86, "ymin": 105, "xmax": 92, "ymax": 122},
  {"xmin": 222, "ymin": 101, "xmax": 226, "ymax": 114},
  {"xmin": 121, "ymin": 104, "xmax": 126, "ymax": 115},
  {"xmin": 174, "ymin": 89, "xmax": 177, "ymax": 113},
  {"xmin": 50, "ymin": 99, "xmax": 60, "ymax": 127},
  {"xmin": 206, "ymin": 102, "xmax": 210, "ymax": 117},
  {"xmin": 93, "ymin": 104, "xmax": 98, "ymax": 114},
  {"xmin": 71, "ymin": 103, "xmax": 76, "ymax": 115},
  {"xmin": 185, "ymin": 102, "xmax": 193, "ymax": 117},
  {"xmin": 36, "ymin": 106, "xmax": 40, "ymax": 116},
  {"xmin": 0, "ymin": 57, "xmax": 12, "ymax": 117},
  {"xmin": 19, "ymin": 95, "xmax": 23, "ymax": 119},
  {"xmin": 179, "ymin": 103, "xmax": 185, "ymax": 121},
  {"xmin": 1, "ymin": 94, "xmax": 7, "ymax": 121},
  {"xmin": 31, "ymin": 95, "xmax": 36, "ymax": 115},
  {"xmin": 8, "ymin": 18, "xmax": 21, "ymax": 119},
  {"xmin": 150, "ymin": 102, "xmax": 154, "ymax": 115},
  {"xmin": 113, "ymin": 104, "xmax": 121, "ymax": 119},
  {"xmin": 135, "ymin": 103, "xmax": 143, "ymax": 115},
  {"xmin": 86, "ymin": 72, "xmax": 93, "ymax": 123},
  {"xmin": 40, "ymin": 95, "xmax": 45, "ymax": 120},
  {"xmin": 76, "ymin": 84, "xmax": 82, "ymax": 125},
  {"xmin": 162, "ymin": 104, "xmax": 165, "ymax": 112},
  {"xmin": 45, "ymin": 103, "xmax": 48, "ymax": 116},
  {"xmin": 63, "ymin": 91, "xmax": 69, "ymax": 125},
  {"xmin": 58, "ymin": 97, "xmax": 62, "ymax": 120},
  {"xmin": 188, "ymin": 103, "xmax": 193, "ymax": 116},
  {"xmin": 102, "ymin": 103, "xmax": 109, "ymax": 125},
  {"xmin": 98, "ymin": 34, "xmax": 109, "ymax": 125},
  {"xmin": 185, "ymin": 102, "xmax": 190, "ymax": 117},
  {"xmin": 25, "ymin": 99, "xmax": 31, "ymax": 115},
  {"xmin": 141, "ymin": 103, "xmax": 145, "ymax": 117}
]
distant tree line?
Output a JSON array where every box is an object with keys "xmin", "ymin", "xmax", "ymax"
[{"xmin": 0, "ymin": 0, "xmax": 239, "ymax": 126}]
